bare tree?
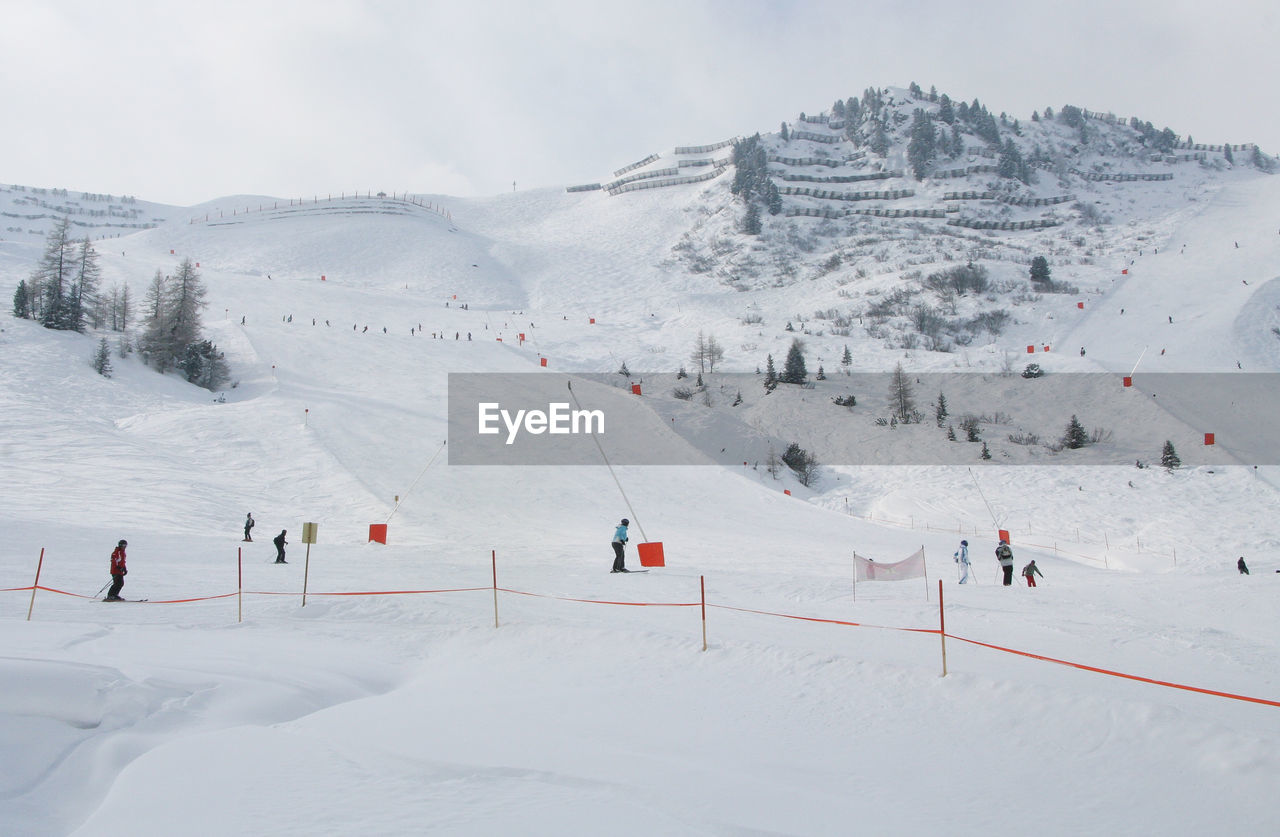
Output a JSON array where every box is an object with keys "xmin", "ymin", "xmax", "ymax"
[{"xmin": 888, "ymin": 363, "xmax": 916, "ymax": 422}]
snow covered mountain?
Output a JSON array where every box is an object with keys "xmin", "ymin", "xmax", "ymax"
[{"xmin": 2, "ymin": 85, "xmax": 1278, "ymax": 836}]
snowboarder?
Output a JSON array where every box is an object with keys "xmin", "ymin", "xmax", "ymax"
[
  {"xmin": 610, "ymin": 518, "xmax": 630, "ymax": 573},
  {"xmin": 106, "ymin": 539, "xmax": 128, "ymax": 601},
  {"xmin": 273, "ymin": 530, "xmax": 288, "ymax": 563},
  {"xmin": 1022, "ymin": 560, "xmax": 1043, "ymax": 587},
  {"xmin": 243, "ymin": 512, "xmax": 255, "ymax": 542},
  {"xmin": 1238, "ymin": 556, "xmax": 1249, "ymax": 575},
  {"xmin": 995, "ymin": 539, "xmax": 1014, "ymax": 586},
  {"xmin": 954, "ymin": 539, "xmax": 971, "ymax": 584}
]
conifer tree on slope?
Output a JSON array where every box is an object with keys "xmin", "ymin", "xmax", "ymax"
[
  {"xmin": 67, "ymin": 237, "xmax": 102, "ymax": 333},
  {"xmin": 780, "ymin": 338, "xmax": 807, "ymax": 384},
  {"xmin": 142, "ymin": 258, "xmax": 209, "ymax": 374},
  {"xmin": 29, "ymin": 216, "xmax": 74, "ymax": 328},
  {"xmin": 1063, "ymin": 415, "xmax": 1089, "ymax": 449},
  {"xmin": 888, "ymin": 363, "xmax": 916, "ymax": 422}
]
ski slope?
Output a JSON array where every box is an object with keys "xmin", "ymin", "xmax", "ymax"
[{"xmin": 1, "ymin": 171, "xmax": 1278, "ymax": 836}]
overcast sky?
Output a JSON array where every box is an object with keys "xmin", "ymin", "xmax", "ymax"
[{"xmin": 2, "ymin": 0, "xmax": 1276, "ymax": 206}]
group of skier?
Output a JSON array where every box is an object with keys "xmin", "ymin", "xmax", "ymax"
[
  {"xmin": 244, "ymin": 513, "xmax": 289, "ymax": 563},
  {"xmin": 953, "ymin": 538, "xmax": 1041, "ymax": 587}
]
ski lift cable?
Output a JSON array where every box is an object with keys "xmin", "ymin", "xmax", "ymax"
[
  {"xmin": 566, "ymin": 380, "xmax": 648, "ymax": 542},
  {"xmin": 386, "ymin": 440, "xmax": 447, "ymax": 524}
]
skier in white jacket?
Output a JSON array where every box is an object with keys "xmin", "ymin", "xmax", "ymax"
[{"xmin": 954, "ymin": 539, "xmax": 971, "ymax": 584}]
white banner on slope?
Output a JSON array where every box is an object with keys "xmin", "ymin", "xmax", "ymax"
[{"xmin": 853, "ymin": 548, "xmax": 925, "ymax": 581}]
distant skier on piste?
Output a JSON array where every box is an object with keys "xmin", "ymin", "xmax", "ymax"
[
  {"xmin": 954, "ymin": 539, "xmax": 971, "ymax": 584},
  {"xmin": 105, "ymin": 539, "xmax": 128, "ymax": 601},
  {"xmin": 996, "ymin": 539, "xmax": 1014, "ymax": 586},
  {"xmin": 610, "ymin": 518, "xmax": 630, "ymax": 573},
  {"xmin": 244, "ymin": 512, "xmax": 255, "ymax": 542},
  {"xmin": 1022, "ymin": 560, "xmax": 1043, "ymax": 587},
  {"xmin": 274, "ymin": 530, "xmax": 288, "ymax": 563},
  {"xmin": 1238, "ymin": 556, "xmax": 1250, "ymax": 575}
]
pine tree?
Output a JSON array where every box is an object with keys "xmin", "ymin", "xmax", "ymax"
[
  {"xmin": 766, "ymin": 181, "xmax": 782, "ymax": 216},
  {"xmin": 167, "ymin": 258, "xmax": 207, "ymax": 353},
  {"xmin": 1161, "ymin": 440, "xmax": 1181, "ymax": 470},
  {"xmin": 67, "ymin": 237, "xmax": 101, "ymax": 333},
  {"xmin": 781, "ymin": 339, "xmax": 807, "ymax": 384},
  {"xmin": 980, "ymin": 441, "xmax": 992, "ymax": 460},
  {"xmin": 142, "ymin": 258, "xmax": 209, "ymax": 375},
  {"xmin": 618, "ymin": 361, "xmax": 630, "ymax": 377},
  {"xmin": 31, "ymin": 216, "xmax": 74, "ymax": 329},
  {"xmin": 179, "ymin": 339, "xmax": 229, "ymax": 390},
  {"xmin": 743, "ymin": 201, "xmax": 762, "ymax": 235},
  {"xmin": 935, "ymin": 392, "xmax": 949, "ymax": 427},
  {"xmin": 1030, "ymin": 256, "xmax": 1051, "ymax": 285},
  {"xmin": 732, "ymin": 389, "xmax": 743, "ymax": 406},
  {"xmin": 1223, "ymin": 144, "xmax": 1234, "ymax": 165},
  {"xmin": 780, "ymin": 121, "xmax": 790, "ymax": 142},
  {"xmin": 763, "ymin": 354, "xmax": 778, "ymax": 391},
  {"xmin": 869, "ymin": 120, "xmax": 890, "ymax": 156},
  {"xmin": 946, "ymin": 424, "xmax": 957, "ymax": 441},
  {"xmin": 782, "ymin": 442, "xmax": 820, "ymax": 487},
  {"xmin": 116, "ymin": 283, "xmax": 133, "ymax": 332},
  {"xmin": 12, "ymin": 279, "xmax": 32, "ymax": 319},
  {"xmin": 815, "ymin": 364, "xmax": 826, "ymax": 380},
  {"xmin": 888, "ymin": 363, "xmax": 915, "ymax": 422},
  {"xmin": 907, "ymin": 109, "xmax": 937, "ymax": 179},
  {"xmin": 841, "ymin": 345, "xmax": 852, "ymax": 368},
  {"xmin": 998, "ymin": 138, "xmax": 1026, "ymax": 183},
  {"xmin": 1063, "ymin": 415, "xmax": 1089, "ymax": 449},
  {"xmin": 93, "ymin": 337, "xmax": 113, "ymax": 378}
]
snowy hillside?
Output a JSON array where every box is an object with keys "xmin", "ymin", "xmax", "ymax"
[{"xmin": 2, "ymin": 86, "xmax": 1279, "ymax": 835}]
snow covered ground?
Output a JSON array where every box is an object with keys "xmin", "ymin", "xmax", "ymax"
[{"xmin": 1, "ymin": 169, "xmax": 1278, "ymax": 835}]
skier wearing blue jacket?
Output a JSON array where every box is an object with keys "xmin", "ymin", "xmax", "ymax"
[
  {"xmin": 610, "ymin": 518, "xmax": 630, "ymax": 573},
  {"xmin": 954, "ymin": 539, "xmax": 971, "ymax": 584}
]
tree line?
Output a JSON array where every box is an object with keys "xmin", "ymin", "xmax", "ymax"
[{"xmin": 11, "ymin": 216, "xmax": 228, "ymax": 390}]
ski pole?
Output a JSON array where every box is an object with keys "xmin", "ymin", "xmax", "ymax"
[{"xmin": 93, "ymin": 580, "xmax": 110, "ymax": 599}]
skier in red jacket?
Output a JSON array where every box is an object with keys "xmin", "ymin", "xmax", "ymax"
[{"xmin": 106, "ymin": 539, "xmax": 128, "ymax": 601}]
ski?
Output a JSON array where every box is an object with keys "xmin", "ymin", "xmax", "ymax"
[
  {"xmin": 612, "ymin": 569, "xmax": 649, "ymax": 573},
  {"xmin": 102, "ymin": 597, "xmax": 149, "ymax": 602}
]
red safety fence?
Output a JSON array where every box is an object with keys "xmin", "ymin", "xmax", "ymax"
[
  {"xmin": 709, "ymin": 602, "xmax": 938, "ymax": 635},
  {"xmin": 948, "ymin": 633, "xmax": 1280, "ymax": 708},
  {"xmin": 30, "ymin": 585, "xmax": 240, "ymax": 604},
  {"xmin": 6, "ymin": 577, "xmax": 1276, "ymax": 709},
  {"xmin": 498, "ymin": 587, "xmax": 699, "ymax": 608}
]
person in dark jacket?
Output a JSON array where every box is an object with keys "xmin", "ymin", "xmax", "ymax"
[
  {"xmin": 995, "ymin": 540, "xmax": 1014, "ymax": 586},
  {"xmin": 106, "ymin": 539, "xmax": 128, "ymax": 601},
  {"xmin": 610, "ymin": 519, "xmax": 629, "ymax": 573},
  {"xmin": 1238, "ymin": 556, "xmax": 1249, "ymax": 575},
  {"xmin": 244, "ymin": 512, "xmax": 255, "ymax": 542},
  {"xmin": 273, "ymin": 530, "xmax": 288, "ymax": 563}
]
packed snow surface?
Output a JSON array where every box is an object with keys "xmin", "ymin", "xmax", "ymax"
[{"xmin": 1, "ymin": 170, "xmax": 1278, "ymax": 835}]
